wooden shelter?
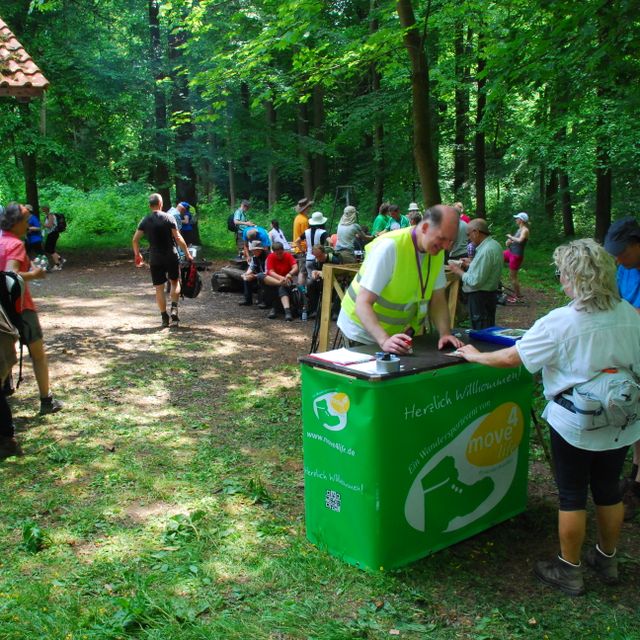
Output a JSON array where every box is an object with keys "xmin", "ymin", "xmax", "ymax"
[{"xmin": 0, "ymin": 17, "xmax": 49, "ymax": 100}]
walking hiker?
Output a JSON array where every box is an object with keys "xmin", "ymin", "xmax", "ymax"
[
  {"xmin": 42, "ymin": 205, "xmax": 66, "ymax": 270},
  {"xmin": 132, "ymin": 193, "xmax": 193, "ymax": 328},
  {"xmin": 0, "ymin": 202, "xmax": 63, "ymax": 417}
]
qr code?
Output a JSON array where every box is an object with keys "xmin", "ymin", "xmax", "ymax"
[{"xmin": 325, "ymin": 490, "xmax": 341, "ymax": 512}]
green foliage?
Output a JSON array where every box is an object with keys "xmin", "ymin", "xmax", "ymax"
[
  {"xmin": 21, "ymin": 521, "xmax": 48, "ymax": 553},
  {"xmin": 37, "ymin": 182, "xmax": 150, "ymax": 248}
]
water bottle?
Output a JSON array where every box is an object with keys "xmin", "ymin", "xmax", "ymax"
[
  {"xmin": 35, "ymin": 254, "xmax": 49, "ymax": 270},
  {"xmin": 301, "ymin": 308, "xmax": 308, "ymax": 321}
]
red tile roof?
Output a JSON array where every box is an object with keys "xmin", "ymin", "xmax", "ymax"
[{"xmin": 0, "ymin": 17, "xmax": 49, "ymax": 98}]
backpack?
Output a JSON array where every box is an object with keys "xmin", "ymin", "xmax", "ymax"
[
  {"xmin": 227, "ymin": 213, "xmax": 237, "ymax": 232},
  {"xmin": 180, "ymin": 262, "xmax": 202, "ymax": 299},
  {"xmin": 54, "ymin": 213, "xmax": 67, "ymax": 232},
  {"xmin": 0, "ymin": 271, "xmax": 25, "ymax": 386}
]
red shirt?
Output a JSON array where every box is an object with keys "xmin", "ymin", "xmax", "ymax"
[
  {"xmin": 0, "ymin": 231, "xmax": 36, "ymax": 311},
  {"xmin": 266, "ymin": 251, "xmax": 296, "ymax": 278}
]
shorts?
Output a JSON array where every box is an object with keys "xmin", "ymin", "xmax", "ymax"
[
  {"xmin": 19, "ymin": 309, "xmax": 44, "ymax": 345},
  {"xmin": 550, "ymin": 428, "xmax": 628, "ymax": 510},
  {"xmin": 150, "ymin": 256, "xmax": 180, "ymax": 286},
  {"xmin": 503, "ymin": 249, "xmax": 523, "ymax": 271},
  {"xmin": 45, "ymin": 232, "xmax": 60, "ymax": 254}
]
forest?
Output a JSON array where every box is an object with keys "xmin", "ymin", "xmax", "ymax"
[{"xmin": 1, "ymin": 0, "xmax": 639, "ymax": 242}]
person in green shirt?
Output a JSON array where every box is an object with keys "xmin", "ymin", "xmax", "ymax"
[
  {"xmin": 371, "ymin": 202, "xmax": 390, "ymax": 236},
  {"xmin": 384, "ymin": 204, "xmax": 410, "ymax": 231}
]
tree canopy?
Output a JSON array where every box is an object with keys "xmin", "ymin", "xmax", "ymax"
[{"xmin": 1, "ymin": 0, "xmax": 638, "ymax": 231}]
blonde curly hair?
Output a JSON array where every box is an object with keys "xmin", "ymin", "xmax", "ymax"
[{"xmin": 553, "ymin": 238, "xmax": 620, "ymax": 312}]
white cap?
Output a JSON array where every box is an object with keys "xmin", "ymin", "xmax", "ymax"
[{"xmin": 514, "ymin": 212, "xmax": 529, "ymax": 223}]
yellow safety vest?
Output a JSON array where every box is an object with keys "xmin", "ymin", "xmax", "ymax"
[{"xmin": 342, "ymin": 227, "xmax": 444, "ymax": 336}]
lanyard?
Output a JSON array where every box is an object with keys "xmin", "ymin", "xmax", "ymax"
[{"xmin": 411, "ymin": 227, "xmax": 431, "ymax": 299}]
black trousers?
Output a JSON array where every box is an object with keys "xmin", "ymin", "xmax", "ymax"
[
  {"xmin": 466, "ymin": 290, "xmax": 498, "ymax": 330},
  {"xmin": 0, "ymin": 389, "xmax": 13, "ymax": 437}
]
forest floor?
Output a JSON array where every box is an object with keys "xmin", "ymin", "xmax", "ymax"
[{"xmin": 1, "ymin": 248, "xmax": 639, "ymax": 639}]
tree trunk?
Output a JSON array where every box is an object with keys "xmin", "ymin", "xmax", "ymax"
[
  {"xmin": 453, "ymin": 21, "xmax": 469, "ymax": 197},
  {"xmin": 370, "ymin": 0, "xmax": 384, "ymax": 212},
  {"xmin": 169, "ymin": 29, "xmax": 198, "ymax": 208},
  {"xmin": 594, "ymin": 3, "xmax": 613, "ymax": 243},
  {"xmin": 396, "ymin": 0, "xmax": 440, "ymax": 207},
  {"xmin": 474, "ymin": 31, "xmax": 486, "ymax": 218},
  {"xmin": 545, "ymin": 169, "xmax": 558, "ymax": 218},
  {"xmin": 297, "ymin": 101, "xmax": 313, "ymax": 198},
  {"xmin": 265, "ymin": 98, "xmax": 278, "ymax": 209},
  {"xmin": 595, "ymin": 148, "xmax": 612, "ymax": 243},
  {"xmin": 17, "ymin": 103, "xmax": 39, "ymax": 214},
  {"xmin": 148, "ymin": 0, "xmax": 171, "ymax": 207},
  {"xmin": 559, "ymin": 171, "xmax": 574, "ymax": 236},
  {"xmin": 312, "ymin": 85, "xmax": 327, "ymax": 198}
]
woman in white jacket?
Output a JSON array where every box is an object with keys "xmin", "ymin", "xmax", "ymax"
[{"xmin": 458, "ymin": 239, "xmax": 640, "ymax": 596}]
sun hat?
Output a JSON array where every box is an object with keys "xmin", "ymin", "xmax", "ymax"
[
  {"xmin": 604, "ymin": 217, "xmax": 640, "ymax": 256},
  {"xmin": 309, "ymin": 211, "xmax": 328, "ymax": 226},
  {"xmin": 340, "ymin": 205, "xmax": 357, "ymax": 226},
  {"xmin": 513, "ymin": 212, "xmax": 529, "ymax": 223},
  {"xmin": 249, "ymin": 240, "xmax": 265, "ymax": 251},
  {"xmin": 295, "ymin": 197, "xmax": 314, "ymax": 213},
  {"xmin": 408, "ymin": 202, "xmax": 420, "ymax": 212}
]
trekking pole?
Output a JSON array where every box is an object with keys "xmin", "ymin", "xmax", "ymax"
[{"xmin": 530, "ymin": 408, "xmax": 554, "ymax": 475}]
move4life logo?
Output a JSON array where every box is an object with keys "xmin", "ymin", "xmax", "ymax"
[{"xmin": 313, "ymin": 391, "xmax": 350, "ymax": 431}]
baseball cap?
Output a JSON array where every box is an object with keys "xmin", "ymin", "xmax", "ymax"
[{"xmin": 604, "ymin": 217, "xmax": 640, "ymax": 256}]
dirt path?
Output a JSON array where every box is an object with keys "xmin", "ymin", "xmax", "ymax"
[{"xmin": 20, "ymin": 249, "xmax": 549, "ymax": 398}]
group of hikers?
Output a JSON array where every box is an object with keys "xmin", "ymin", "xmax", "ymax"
[{"xmin": 2, "ymin": 191, "xmax": 639, "ymax": 601}]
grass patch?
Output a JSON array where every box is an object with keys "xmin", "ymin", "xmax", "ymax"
[{"xmin": 2, "ymin": 306, "xmax": 638, "ymax": 640}]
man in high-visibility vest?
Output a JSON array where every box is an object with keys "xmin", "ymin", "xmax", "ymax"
[{"xmin": 338, "ymin": 204, "xmax": 463, "ymax": 355}]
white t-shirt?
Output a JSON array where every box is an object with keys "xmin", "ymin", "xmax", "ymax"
[
  {"xmin": 337, "ymin": 238, "xmax": 446, "ymax": 344},
  {"xmin": 516, "ymin": 300, "xmax": 640, "ymax": 450},
  {"xmin": 268, "ymin": 227, "xmax": 291, "ymax": 251}
]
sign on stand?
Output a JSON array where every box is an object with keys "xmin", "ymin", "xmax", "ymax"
[{"xmin": 301, "ymin": 361, "xmax": 533, "ymax": 571}]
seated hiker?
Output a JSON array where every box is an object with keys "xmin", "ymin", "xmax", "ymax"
[
  {"xmin": 335, "ymin": 205, "xmax": 364, "ymax": 264},
  {"xmin": 240, "ymin": 240, "xmax": 268, "ymax": 307},
  {"xmin": 264, "ymin": 241, "xmax": 299, "ymax": 321},
  {"xmin": 268, "ymin": 219, "xmax": 291, "ymax": 251},
  {"xmin": 242, "ymin": 225, "xmax": 271, "ymax": 260},
  {"xmin": 383, "ymin": 204, "xmax": 410, "ymax": 232},
  {"xmin": 299, "ymin": 211, "xmax": 329, "ymax": 277},
  {"xmin": 305, "ymin": 244, "xmax": 341, "ymax": 318}
]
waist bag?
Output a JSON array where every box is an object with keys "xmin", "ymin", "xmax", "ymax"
[{"xmin": 555, "ymin": 368, "xmax": 640, "ymax": 430}]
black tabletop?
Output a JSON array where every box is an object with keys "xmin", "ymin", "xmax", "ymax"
[{"xmin": 300, "ymin": 332, "xmax": 506, "ymax": 381}]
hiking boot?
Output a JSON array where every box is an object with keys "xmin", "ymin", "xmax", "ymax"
[
  {"xmin": 534, "ymin": 556, "xmax": 584, "ymax": 596},
  {"xmin": 0, "ymin": 437, "xmax": 23, "ymax": 459},
  {"xmin": 161, "ymin": 311, "xmax": 170, "ymax": 328},
  {"xmin": 40, "ymin": 394, "xmax": 63, "ymax": 416},
  {"xmin": 170, "ymin": 305, "xmax": 179, "ymax": 324},
  {"xmin": 622, "ymin": 483, "xmax": 640, "ymax": 522},
  {"xmin": 585, "ymin": 545, "xmax": 618, "ymax": 584},
  {"xmin": 284, "ymin": 310, "xmax": 293, "ymax": 322},
  {"xmin": 267, "ymin": 309, "xmax": 277, "ymax": 320}
]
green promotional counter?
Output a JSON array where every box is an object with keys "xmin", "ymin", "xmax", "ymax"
[{"xmin": 300, "ymin": 339, "xmax": 534, "ymax": 571}]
